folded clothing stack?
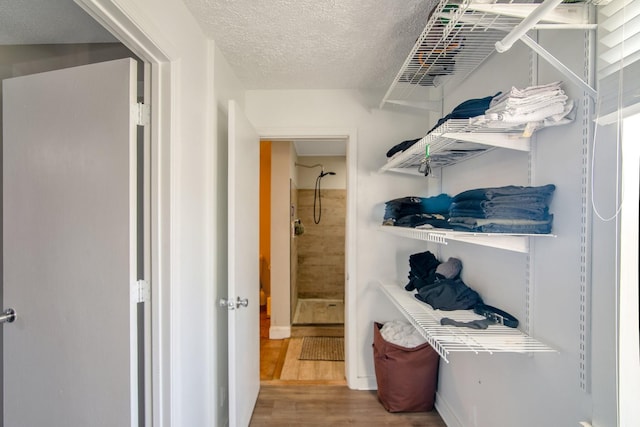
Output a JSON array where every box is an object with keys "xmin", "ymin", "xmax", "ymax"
[
  {"xmin": 383, "ymin": 194, "xmax": 452, "ymax": 228},
  {"xmin": 385, "ymin": 92, "xmax": 501, "ymax": 159},
  {"xmin": 448, "ymin": 184, "xmax": 556, "ymax": 234},
  {"xmin": 474, "ymin": 81, "xmax": 574, "ymax": 132},
  {"xmin": 403, "ymin": 251, "xmax": 519, "ymax": 329},
  {"xmin": 404, "ymin": 251, "xmax": 482, "ymax": 311}
]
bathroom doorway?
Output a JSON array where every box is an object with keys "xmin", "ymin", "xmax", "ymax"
[
  {"xmin": 291, "ymin": 155, "xmax": 346, "ymax": 326},
  {"xmin": 259, "ymin": 136, "xmax": 350, "ymax": 383}
]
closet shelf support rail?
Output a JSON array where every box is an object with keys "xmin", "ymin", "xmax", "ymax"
[{"xmin": 494, "ymin": 0, "xmax": 597, "ymax": 99}]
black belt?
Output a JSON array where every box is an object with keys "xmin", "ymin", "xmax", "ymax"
[{"xmin": 474, "ymin": 304, "xmax": 519, "ymax": 328}]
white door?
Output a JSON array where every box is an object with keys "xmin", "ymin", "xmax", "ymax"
[
  {"xmin": 3, "ymin": 58, "xmax": 142, "ymax": 427},
  {"xmin": 227, "ymin": 100, "xmax": 260, "ymax": 426}
]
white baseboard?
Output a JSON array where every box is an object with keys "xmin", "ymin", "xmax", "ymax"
[
  {"xmin": 434, "ymin": 391, "xmax": 463, "ymax": 427},
  {"xmin": 347, "ymin": 375, "xmax": 377, "ymax": 390},
  {"xmin": 269, "ymin": 325, "xmax": 291, "ymax": 339}
]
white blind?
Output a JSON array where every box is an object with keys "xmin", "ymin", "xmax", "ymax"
[{"xmin": 597, "ymin": 0, "xmax": 640, "ymax": 123}]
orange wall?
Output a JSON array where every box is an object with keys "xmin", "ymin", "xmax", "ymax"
[{"xmin": 259, "ymin": 141, "xmax": 272, "ymax": 295}]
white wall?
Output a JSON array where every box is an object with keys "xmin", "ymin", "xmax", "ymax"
[
  {"xmin": 270, "ymin": 141, "xmax": 294, "ymax": 338},
  {"xmin": 295, "ymin": 155, "xmax": 346, "ymax": 190},
  {"xmin": 246, "ymin": 89, "xmax": 438, "ymax": 387},
  {"xmin": 246, "ymin": 30, "xmax": 616, "ymax": 427},
  {"xmin": 82, "ymin": 1, "xmax": 228, "ymax": 426}
]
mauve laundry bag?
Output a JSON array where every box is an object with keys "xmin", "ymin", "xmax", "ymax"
[{"xmin": 372, "ymin": 322, "xmax": 440, "ymax": 412}]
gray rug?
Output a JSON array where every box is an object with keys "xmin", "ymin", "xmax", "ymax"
[{"xmin": 299, "ymin": 336, "xmax": 345, "ymax": 361}]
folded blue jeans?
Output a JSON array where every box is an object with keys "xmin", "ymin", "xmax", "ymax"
[{"xmin": 452, "ymin": 184, "xmax": 556, "ymax": 202}]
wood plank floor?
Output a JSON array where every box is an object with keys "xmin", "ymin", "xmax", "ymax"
[
  {"xmin": 257, "ymin": 307, "xmax": 447, "ymax": 425},
  {"xmin": 249, "ymin": 385, "xmax": 448, "ymax": 427}
]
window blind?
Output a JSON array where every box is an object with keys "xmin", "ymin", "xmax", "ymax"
[{"xmin": 597, "ymin": 0, "xmax": 640, "ymax": 124}]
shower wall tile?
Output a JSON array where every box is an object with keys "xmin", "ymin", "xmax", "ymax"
[{"xmin": 296, "ymin": 189, "xmax": 346, "ymax": 300}]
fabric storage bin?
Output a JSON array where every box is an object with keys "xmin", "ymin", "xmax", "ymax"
[{"xmin": 372, "ymin": 322, "xmax": 440, "ymax": 412}]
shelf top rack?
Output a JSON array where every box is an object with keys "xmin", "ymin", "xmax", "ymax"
[
  {"xmin": 378, "ymin": 282, "xmax": 556, "ymax": 362},
  {"xmin": 380, "ymin": 0, "xmax": 593, "ymax": 109},
  {"xmin": 379, "ymin": 224, "xmax": 555, "ymax": 253},
  {"xmin": 379, "ymin": 118, "xmax": 530, "ymax": 175}
]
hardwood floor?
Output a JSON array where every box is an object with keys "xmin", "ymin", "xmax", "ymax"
[
  {"xmin": 260, "ymin": 307, "xmax": 345, "ymax": 383},
  {"xmin": 256, "ymin": 307, "xmax": 448, "ymax": 426},
  {"xmin": 249, "ymin": 385, "xmax": 448, "ymax": 427}
]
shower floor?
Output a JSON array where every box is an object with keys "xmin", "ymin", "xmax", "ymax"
[{"xmin": 293, "ymin": 298, "xmax": 344, "ymax": 325}]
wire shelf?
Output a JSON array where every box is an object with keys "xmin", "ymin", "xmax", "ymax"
[
  {"xmin": 378, "ymin": 282, "xmax": 556, "ymax": 362},
  {"xmin": 379, "ymin": 224, "xmax": 556, "ymax": 253},
  {"xmin": 379, "ymin": 118, "xmax": 530, "ymax": 174},
  {"xmin": 380, "ymin": 0, "xmax": 592, "ymax": 109}
]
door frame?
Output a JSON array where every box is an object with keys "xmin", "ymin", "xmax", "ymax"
[
  {"xmin": 74, "ymin": 1, "xmax": 174, "ymax": 424},
  {"xmin": 257, "ymin": 127, "xmax": 358, "ymax": 387}
]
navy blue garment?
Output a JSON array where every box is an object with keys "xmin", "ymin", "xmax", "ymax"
[
  {"xmin": 384, "ymin": 194, "xmax": 453, "ymax": 221},
  {"xmin": 427, "ymin": 92, "xmax": 501, "ymax": 134},
  {"xmin": 415, "ymin": 278, "xmax": 483, "ymax": 311},
  {"xmin": 405, "ymin": 251, "xmax": 440, "ymax": 291},
  {"xmin": 386, "ymin": 137, "xmax": 421, "ymax": 158}
]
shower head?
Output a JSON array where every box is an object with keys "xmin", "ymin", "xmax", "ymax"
[{"xmin": 319, "ymin": 171, "xmax": 336, "ymax": 178}]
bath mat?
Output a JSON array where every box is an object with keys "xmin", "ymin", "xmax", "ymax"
[{"xmin": 299, "ymin": 336, "xmax": 344, "ymax": 361}]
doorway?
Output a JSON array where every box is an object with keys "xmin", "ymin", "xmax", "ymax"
[
  {"xmin": 0, "ymin": 1, "xmax": 172, "ymax": 424},
  {"xmin": 258, "ymin": 134, "xmax": 354, "ymax": 384}
]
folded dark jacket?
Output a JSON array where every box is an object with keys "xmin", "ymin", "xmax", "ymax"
[{"xmin": 415, "ymin": 278, "xmax": 483, "ymax": 311}]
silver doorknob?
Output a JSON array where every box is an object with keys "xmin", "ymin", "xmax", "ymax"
[
  {"xmin": 236, "ymin": 297, "xmax": 249, "ymax": 308},
  {"xmin": 219, "ymin": 298, "xmax": 236, "ymax": 311},
  {"xmin": 0, "ymin": 308, "xmax": 16, "ymax": 324}
]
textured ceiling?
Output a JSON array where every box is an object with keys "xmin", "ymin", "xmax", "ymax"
[{"xmin": 183, "ymin": 0, "xmax": 436, "ymax": 90}]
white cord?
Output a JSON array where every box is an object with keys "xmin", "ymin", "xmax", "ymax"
[{"xmin": 590, "ymin": 2, "xmax": 627, "ymax": 222}]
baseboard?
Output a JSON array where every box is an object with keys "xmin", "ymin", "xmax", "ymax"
[
  {"xmin": 269, "ymin": 325, "xmax": 291, "ymax": 339},
  {"xmin": 434, "ymin": 391, "xmax": 464, "ymax": 427},
  {"xmin": 347, "ymin": 375, "xmax": 377, "ymax": 390}
]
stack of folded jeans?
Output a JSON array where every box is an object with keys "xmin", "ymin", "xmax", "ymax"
[
  {"xmin": 448, "ymin": 184, "xmax": 555, "ymax": 234},
  {"xmin": 383, "ymin": 194, "xmax": 453, "ymax": 229},
  {"xmin": 474, "ymin": 81, "xmax": 574, "ymax": 131}
]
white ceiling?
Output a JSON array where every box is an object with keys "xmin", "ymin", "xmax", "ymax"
[{"xmin": 182, "ymin": 0, "xmax": 436, "ymax": 90}]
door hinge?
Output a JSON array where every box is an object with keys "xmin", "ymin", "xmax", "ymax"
[
  {"xmin": 133, "ymin": 102, "xmax": 150, "ymax": 126},
  {"xmin": 131, "ymin": 280, "xmax": 150, "ymax": 303}
]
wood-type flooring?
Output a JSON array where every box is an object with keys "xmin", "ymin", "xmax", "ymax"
[{"xmin": 255, "ymin": 307, "xmax": 447, "ymax": 426}]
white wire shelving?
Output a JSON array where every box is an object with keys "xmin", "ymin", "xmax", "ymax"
[
  {"xmin": 379, "ymin": 118, "xmax": 531, "ymax": 175},
  {"xmin": 379, "ymin": 224, "xmax": 556, "ymax": 253},
  {"xmin": 378, "ymin": 281, "xmax": 556, "ymax": 362},
  {"xmin": 380, "ymin": 0, "xmax": 594, "ymax": 109}
]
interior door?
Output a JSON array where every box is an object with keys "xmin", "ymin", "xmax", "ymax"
[
  {"xmin": 3, "ymin": 58, "xmax": 141, "ymax": 427},
  {"xmin": 227, "ymin": 100, "xmax": 260, "ymax": 426}
]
